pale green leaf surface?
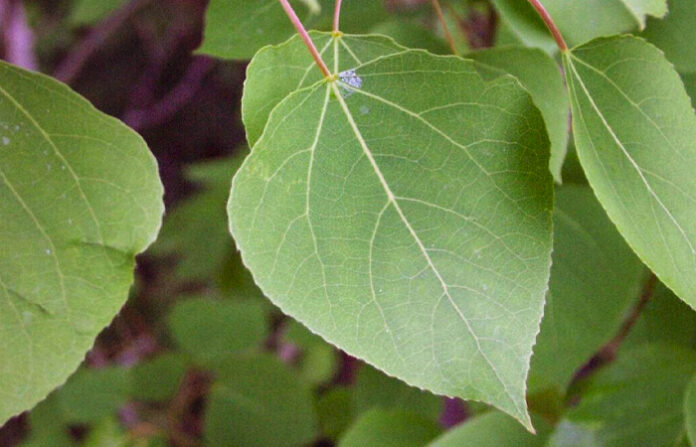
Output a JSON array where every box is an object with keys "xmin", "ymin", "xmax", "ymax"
[
  {"xmin": 338, "ymin": 409, "xmax": 441, "ymax": 447},
  {"xmin": 528, "ymin": 186, "xmax": 644, "ymax": 393},
  {"xmin": 468, "ymin": 46, "xmax": 570, "ymax": 182},
  {"xmin": 168, "ymin": 298, "xmax": 267, "ymax": 364},
  {"xmin": 242, "ymin": 33, "xmax": 404, "ymax": 148},
  {"xmin": 563, "ymin": 36, "xmax": 696, "ymax": 307},
  {"xmin": 642, "ymin": 0, "xmax": 696, "ymax": 73},
  {"xmin": 685, "ymin": 375, "xmax": 696, "ymax": 446},
  {"xmin": 230, "ymin": 34, "xmax": 554, "ymax": 427},
  {"xmin": 428, "ymin": 411, "xmax": 551, "ymax": 447},
  {"xmin": 204, "ymin": 355, "xmax": 319, "ymax": 447},
  {"xmin": 0, "ymin": 62, "xmax": 163, "ymax": 424},
  {"xmin": 547, "ymin": 344, "xmax": 696, "ymax": 447}
]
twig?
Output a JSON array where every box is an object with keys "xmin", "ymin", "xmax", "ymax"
[
  {"xmin": 333, "ymin": 0, "xmax": 343, "ymax": 32},
  {"xmin": 526, "ymin": 0, "xmax": 567, "ymax": 52},
  {"xmin": 278, "ymin": 0, "xmax": 332, "ymax": 78},
  {"xmin": 54, "ymin": 0, "xmax": 152, "ymax": 83},
  {"xmin": 430, "ymin": 0, "xmax": 458, "ymax": 55}
]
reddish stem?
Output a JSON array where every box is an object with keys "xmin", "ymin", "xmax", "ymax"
[
  {"xmin": 278, "ymin": 0, "xmax": 332, "ymax": 78},
  {"xmin": 333, "ymin": 0, "xmax": 343, "ymax": 32},
  {"xmin": 431, "ymin": 0, "xmax": 458, "ymax": 55},
  {"xmin": 526, "ymin": 0, "xmax": 567, "ymax": 52}
]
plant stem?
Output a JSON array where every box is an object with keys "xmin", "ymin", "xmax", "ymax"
[
  {"xmin": 278, "ymin": 0, "xmax": 332, "ymax": 78},
  {"xmin": 333, "ymin": 0, "xmax": 343, "ymax": 32},
  {"xmin": 431, "ymin": 0, "xmax": 458, "ymax": 55},
  {"xmin": 525, "ymin": 0, "xmax": 567, "ymax": 52}
]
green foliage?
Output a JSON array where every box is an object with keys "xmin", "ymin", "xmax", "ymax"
[
  {"xmin": 229, "ymin": 32, "xmax": 553, "ymax": 427},
  {"xmin": 528, "ymin": 185, "xmax": 645, "ymax": 393},
  {"xmin": 563, "ymin": 36, "xmax": 696, "ymax": 307},
  {"xmin": 168, "ymin": 298, "xmax": 268, "ymax": 365},
  {"xmin": 428, "ymin": 411, "xmax": 551, "ymax": 447},
  {"xmin": 642, "ymin": 0, "xmax": 696, "ymax": 73},
  {"xmin": 68, "ymin": 0, "xmax": 127, "ymax": 26},
  {"xmin": 204, "ymin": 355, "xmax": 319, "ymax": 447},
  {"xmin": 468, "ymin": 46, "xmax": 570, "ymax": 182},
  {"xmin": 338, "ymin": 409, "xmax": 441, "ymax": 447},
  {"xmin": 548, "ymin": 344, "xmax": 696, "ymax": 447},
  {"xmin": 7, "ymin": 0, "xmax": 696, "ymax": 444},
  {"xmin": 0, "ymin": 61, "xmax": 163, "ymax": 425}
]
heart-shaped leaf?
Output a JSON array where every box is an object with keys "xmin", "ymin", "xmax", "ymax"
[
  {"xmin": 229, "ymin": 34, "xmax": 553, "ymax": 427},
  {"xmin": 0, "ymin": 62, "xmax": 163, "ymax": 423}
]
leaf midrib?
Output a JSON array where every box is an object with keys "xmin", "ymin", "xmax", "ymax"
[{"xmin": 329, "ymin": 76, "xmax": 523, "ymax": 418}]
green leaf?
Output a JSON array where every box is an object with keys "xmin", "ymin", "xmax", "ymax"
[
  {"xmin": 620, "ymin": 0, "xmax": 669, "ymax": 28},
  {"xmin": 563, "ymin": 36, "xmax": 696, "ymax": 307},
  {"xmin": 316, "ymin": 387, "xmax": 354, "ymax": 440},
  {"xmin": 353, "ymin": 364, "xmax": 442, "ymax": 421},
  {"xmin": 284, "ymin": 320, "xmax": 339, "ymax": 384},
  {"xmin": 338, "ymin": 409, "xmax": 441, "ymax": 447},
  {"xmin": 428, "ymin": 411, "xmax": 551, "ymax": 447},
  {"xmin": 152, "ymin": 153, "xmax": 245, "ymax": 281},
  {"xmin": 369, "ymin": 20, "xmax": 450, "ymax": 55},
  {"xmin": 58, "ymin": 367, "xmax": 131, "ymax": 424},
  {"xmin": 129, "ymin": 353, "xmax": 187, "ymax": 402},
  {"xmin": 488, "ymin": 0, "xmax": 557, "ymax": 54},
  {"xmin": 198, "ymin": 0, "xmax": 315, "ymax": 61},
  {"xmin": 642, "ymin": 0, "xmax": 696, "ymax": 73},
  {"xmin": 682, "ymin": 72, "xmax": 696, "ymax": 108},
  {"xmin": 20, "ymin": 395, "xmax": 72, "ymax": 447},
  {"xmin": 82, "ymin": 418, "xmax": 129, "ymax": 447},
  {"xmin": 0, "ymin": 62, "xmax": 163, "ymax": 424},
  {"xmin": 204, "ymin": 355, "xmax": 319, "ymax": 447},
  {"xmin": 168, "ymin": 298, "xmax": 268, "ymax": 364},
  {"xmin": 69, "ymin": 0, "xmax": 127, "ymax": 26},
  {"xmin": 528, "ymin": 185, "xmax": 645, "ymax": 393},
  {"xmin": 547, "ymin": 344, "xmax": 696, "ymax": 447},
  {"xmin": 241, "ymin": 33, "xmax": 403, "ymax": 148},
  {"xmin": 491, "ymin": 0, "xmax": 666, "ymax": 49},
  {"xmin": 230, "ymin": 33, "xmax": 554, "ymax": 427},
  {"xmin": 468, "ymin": 46, "xmax": 570, "ymax": 182},
  {"xmin": 623, "ymin": 282, "xmax": 696, "ymax": 349},
  {"xmin": 685, "ymin": 375, "xmax": 696, "ymax": 446}
]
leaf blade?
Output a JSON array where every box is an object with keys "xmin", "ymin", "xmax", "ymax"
[{"xmin": 230, "ymin": 35, "xmax": 554, "ymax": 427}]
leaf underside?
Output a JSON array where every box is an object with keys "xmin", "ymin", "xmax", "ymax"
[
  {"xmin": 564, "ymin": 36, "xmax": 696, "ymax": 308},
  {"xmin": 0, "ymin": 62, "xmax": 163, "ymax": 423},
  {"xmin": 229, "ymin": 34, "xmax": 553, "ymax": 428}
]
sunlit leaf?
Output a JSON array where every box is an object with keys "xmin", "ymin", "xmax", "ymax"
[
  {"xmin": 0, "ymin": 61, "xmax": 163, "ymax": 424},
  {"xmin": 564, "ymin": 36, "xmax": 696, "ymax": 307},
  {"xmin": 230, "ymin": 33, "xmax": 553, "ymax": 427}
]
